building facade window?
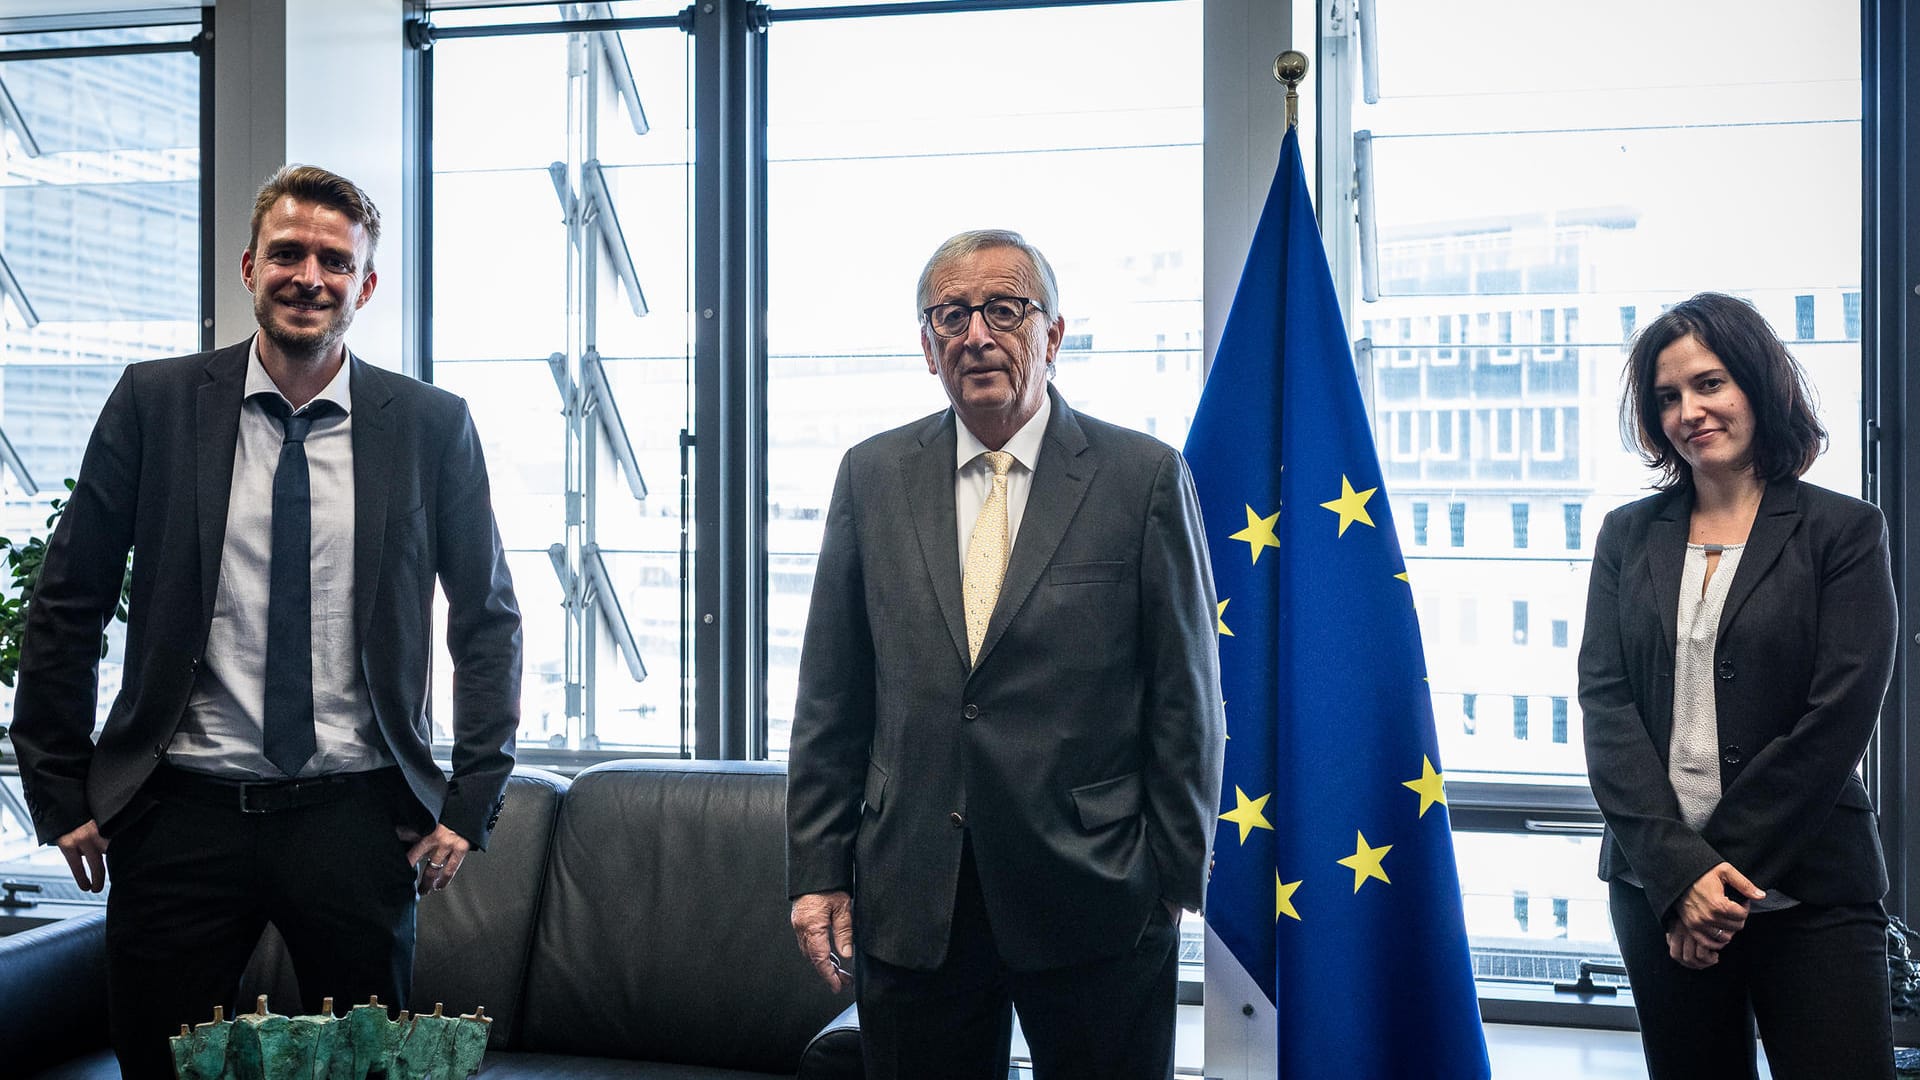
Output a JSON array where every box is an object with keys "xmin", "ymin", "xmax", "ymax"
[
  {"xmin": 1412, "ymin": 500, "xmax": 1429, "ymax": 545},
  {"xmin": 1795, "ymin": 293, "xmax": 1816, "ymax": 339},
  {"xmin": 1512, "ymin": 599, "xmax": 1529, "ymax": 645},
  {"xmin": 1448, "ymin": 501, "xmax": 1466, "ymax": 547},
  {"xmin": 1563, "ymin": 502, "xmax": 1583, "ymax": 549},
  {"xmin": 1510, "ymin": 501, "xmax": 1530, "ymax": 549},
  {"xmin": 1551, "ymin": 696, "xmax": 1569, "ymax": 744}
]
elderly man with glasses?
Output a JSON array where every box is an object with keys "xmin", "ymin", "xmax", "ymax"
[{"xmin": 786, "ymin": 229, "xmax": 1225, "ymax": 1080}]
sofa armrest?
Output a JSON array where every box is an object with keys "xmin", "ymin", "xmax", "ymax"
[
  {"xmin": 0, "ymin": 910, "xmax": 111, "ymax": 1073},
  {"xmin": 795, "ymin": 1001, "xmax": 861, "ymax": 1080}
]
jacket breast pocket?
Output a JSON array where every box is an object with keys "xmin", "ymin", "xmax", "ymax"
[
  {"xmin": 1051, "ymin": 560, "xmax": 1126, "ymax": 586},
  {"xmin": 1070, "ymin": 771, "xmax": 1143, "ymax": 831}
]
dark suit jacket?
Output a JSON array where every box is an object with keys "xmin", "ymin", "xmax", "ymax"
[
  {"xmin": 786, "ymin": 387, "xmax": 1226, "ymax": 972},
  {"xmin": 1578, "ymin": 478, "xmax": 1893, "ymax": 923},
  {"xmin": 11, "ymin": 340, "xmax": 523, "ymax": 850}
]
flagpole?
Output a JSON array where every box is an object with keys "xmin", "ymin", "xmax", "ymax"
[{"xmin": 1273, "ymin": 50, "xmax": 1307, "ymax": 130}]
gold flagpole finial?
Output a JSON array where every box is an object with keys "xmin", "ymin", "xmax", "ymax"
[{"xmin": 1273, "ymin": 50, "xmax": 1308, "ymax": 130}]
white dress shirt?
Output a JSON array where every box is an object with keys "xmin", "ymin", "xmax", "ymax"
[
  {"xmin": 167, "ymin": 338, "xmax": 389, "ymax": 779},
  {"xmin": 953, "ymin": 393, "xmax": 1051, "ymax": 566}
]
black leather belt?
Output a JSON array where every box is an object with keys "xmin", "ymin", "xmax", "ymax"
[{"xmin": 150, "ymin": 764, "xmax": 396, "ymax": 815}]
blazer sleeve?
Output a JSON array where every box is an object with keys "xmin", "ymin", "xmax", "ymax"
[
  {"xmin": 1701, "ymin": 502, "xmax": 1896, "ymax": 888},
  {"xmin": 1136, "ymin": 450, "xmax": 1226, "ymax": 913},
  {"xmin": 10, "ymin": 371, "xmax": 142, "ymax": 843},
  {"xmin": 1579, "ymin": 506, "xmax": 1723, "ymax": 920},
  {"xmin": 432, "ymin": 400, "xmax": 522, "ymax": 849},
  {"xmin": 785, "ymin": 451, "xmax": 877, "ymax": 899}
]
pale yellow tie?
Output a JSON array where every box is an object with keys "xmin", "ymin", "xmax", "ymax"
[{"xmin": 962, "ymin": 451, "xmax": 1016, "ymax": 665}]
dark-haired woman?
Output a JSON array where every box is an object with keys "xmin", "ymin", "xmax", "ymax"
[{"xmin": 1579, "ymin": 292, "xmax": 1896, "ymax": 1079}]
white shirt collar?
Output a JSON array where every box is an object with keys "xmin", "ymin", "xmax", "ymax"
[
  {"xmin": 954, "ymin": 391, "xmax": 1051, "ymax": 474},
  {"xmin": 246, "ymin": 336, "xmax": 354, "ymax": 415}
]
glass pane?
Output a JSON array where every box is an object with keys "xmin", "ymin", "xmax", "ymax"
[
  {"xmin": 429, "ymin": 2, "xmax": 686, "ymax": 29},
  {"xmin": 1344, "ymin": 0, "xmax": 1861, "ymax": 973},
  {"xmin": 0, "ymin": 39, "xmax": 200, "ymax": 733},
  {"xmin": 432, "ymin": 359, "xmax": 566, "ymax": 551},
  {"xmin": 1454, "ymin": 832, "xmax": 1622, "ymax": 984},
  {"xmin": 1354, "ymin": 0, "xmax": 1861, "ymax": 784},
  {"xmin": 764, "ymin": 0, "xmax": 1204, "ymax": 756},
  {"xmin": 430, "ymin": 23, "xmax": 691, "ymax": 753}
]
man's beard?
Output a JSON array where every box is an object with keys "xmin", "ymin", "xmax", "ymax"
[{"xmin": 255, "ymin": 291, "xmax": 354, "ymax": 357}]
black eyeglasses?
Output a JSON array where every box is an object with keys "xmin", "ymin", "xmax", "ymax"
[{"xmin": 921, "ymin": 297, "xmax": 1045, "ymax": 339}]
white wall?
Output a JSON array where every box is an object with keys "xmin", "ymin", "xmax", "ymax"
[{"xmin": 212, "ymin": 0, "xmax": 408, "ymax": 371}]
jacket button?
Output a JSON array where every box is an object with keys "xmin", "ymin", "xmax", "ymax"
[
  {"xmin": 1716, "ymin": 659, "xmax": 1735, "ymax": 680},
  {"xmin": 1722, "ymin": 745, "xmax": 1744, "ymax": 766},
  {"xmin": 949, "ymin": 811, "xmax": 965, "ymax": 827},
  {"xmin": 962, "ymin": 704, "xmax": 979, "ymax": 720}
]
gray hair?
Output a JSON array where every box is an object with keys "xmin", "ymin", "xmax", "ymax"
[{"xmin": 915, "ymin": 229, "xmax": 1061, "ymax": 318}]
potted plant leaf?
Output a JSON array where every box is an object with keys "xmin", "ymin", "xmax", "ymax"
[{"xmin": 0, "ymin": 480, "xmax": 132, "ymax": 762}]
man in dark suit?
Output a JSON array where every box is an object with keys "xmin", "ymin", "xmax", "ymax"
[
  {"xmin": 10, "ymin": 164, "xmax": 522, "ymax": 1079},
  {"xmin": 786, "ymin": 230, "xmax": 1224, "ymax": 1080}
]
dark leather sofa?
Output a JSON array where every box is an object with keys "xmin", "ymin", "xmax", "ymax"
[{"xmin": 0, "ymin": 760, "xmax": 862, "ymax": 1079}]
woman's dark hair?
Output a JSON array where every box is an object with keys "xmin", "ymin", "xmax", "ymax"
[{"xmin": 1619, "ymin": 292, "xmax": 1826, "ymax": 490}]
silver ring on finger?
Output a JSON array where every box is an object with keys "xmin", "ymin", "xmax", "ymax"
[{"xmin": 428, "ymin": 859, "xmax": 447, "ymax": 869}]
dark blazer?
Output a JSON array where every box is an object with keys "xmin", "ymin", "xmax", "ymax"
[
  {"xmin": 786, "ymin": 387, "xmax": 1226, "ymax": 973},
  {"xmin": 1578, "ymin": 478, "xmax": 1894, "ymax": 923},
  {"xmin": 11, "ymin": 340, "xmax": 522, "ymax": 850}
]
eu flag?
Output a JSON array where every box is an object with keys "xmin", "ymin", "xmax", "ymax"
[{"xmin": 1190, "ymin": 127, "xmax": 1490, "ymax": 1079}]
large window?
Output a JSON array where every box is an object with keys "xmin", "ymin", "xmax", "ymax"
[
  {"xmin": 425, "ymin": 2, "xmax": 691, "ymax": 756},
  {"xmin": 763, "ymin": 0, "xmax": 1204, "ymax": 756},
  {"xmin": 1326, "ymin": 0, "xmax": 1862, "ymax": 993},
  {"xmin": 0, "ymin": 13, "xmax": 206, "ymax": 857}
]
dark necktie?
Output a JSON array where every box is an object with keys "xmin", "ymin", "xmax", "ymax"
[{"xmin": 258, "ymin": 395, "xmax": 339, "ymax": 777}]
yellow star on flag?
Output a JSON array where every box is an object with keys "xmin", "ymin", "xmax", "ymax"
[
  {"xmin": 1229, "ymin": 504, "xmax": 1281, "ymax": 565},
  {"xmin": 1319, "ymin": 475, "xmax": 1377, "ymax": 537},
  {"xmin": 1277, "ymin": 871, "xmax": 1302, "ymax": 922},
  {"xmin": 1395, "ymin": 570, "xmax": 1410, "ymax": 583},
  {"xmin": 1218, "ymin": 786, "xmax": 1274, "ymax": 844},
  {"xmin": 1337, "ymin": 831, "xmax": 1392, "ymax": 892},
  {"xmin": 1216, "ymin": 598, "xmax": 1234, "ymax": 637},
  {"xmin": 1403, "ymin": 756, "xmax": 1448, "ymax": 818}
]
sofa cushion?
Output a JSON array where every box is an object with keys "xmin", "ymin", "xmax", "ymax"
[
  {"xmin": 1, "ymin": 911, "xmax": 111, "ymax": 1076},
  {"xmin": 415, "ymin": 766, "xmax": 571, "ymax": 1048},
  {"xmin": 796, "ymin": 1002, "xmax": 863, "ymax": 1080},
  {"xmin": 517, "ymin": 761, "xmax": 845, "ymax": 1072}
]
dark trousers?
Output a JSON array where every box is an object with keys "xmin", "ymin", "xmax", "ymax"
[
  {"xmin": 857, "ymin": 841, "xmax": 1179, "ymax": 1080},
  {"xmin": 1609, "ymin": 879, "xmax": 1893, "ymax": 1080},
  {"xmin": 104, "ymin": 768, "xmax": 420, "ymax": 1080}
]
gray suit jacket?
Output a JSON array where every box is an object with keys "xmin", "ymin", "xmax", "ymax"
[
  {"xmin": 786, "ymin": 387, "xmax": 1225, "ymax": 972},
  {"xmin": 11, "ymin": 340, "xmax": 523, "ymax": 850},
  {"xmin": 1579, "ymin": 478, "xmax": 1894, "ymax": 922}
]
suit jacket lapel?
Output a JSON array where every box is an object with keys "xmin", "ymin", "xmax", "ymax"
[
  {"xmin": 1718, "ymin": 478, "xmax": 1799, "ymax": 635},
  {"xmin": 194, "ymin": 342, "xmax": 250, "ymax": 629},
  {"xmin": 901, "ymin": 411, "xmax": 970, "ymax": 666},
  {"xmin": 1646, "ymin": 489, "xmax": 1688, "ymax": 662},
  {"xmin": 973, "ymin": 388, "xmax": 1094, "ymax": 671},
  {"xmin": 349, "ymin": 355, "xmax": 397, "ymax": 644}
]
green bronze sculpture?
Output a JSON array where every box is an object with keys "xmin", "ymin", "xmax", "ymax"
[{"xmin": 167, "ymin": 994, "xmax": 490, "ymax": 1080}]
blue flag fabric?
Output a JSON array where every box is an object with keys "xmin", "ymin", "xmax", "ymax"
[{"xmin": 1189, "ymin": 127, "xmax": 1490, "ymax": 1078}]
